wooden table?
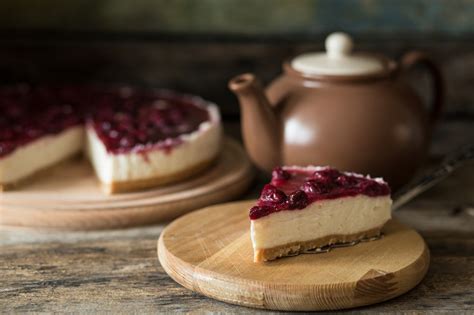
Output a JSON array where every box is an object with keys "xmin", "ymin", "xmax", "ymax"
[{"xmin": 1, "ymin": 120, "xmax": 473, "ymax": 313}]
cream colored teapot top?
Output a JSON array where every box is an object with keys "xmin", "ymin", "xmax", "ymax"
[{"xmin": 291, "ymin": 32, "xmax": 385, "ymax": 76}]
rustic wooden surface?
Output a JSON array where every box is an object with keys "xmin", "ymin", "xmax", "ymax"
[
  {"xmin": 0, "ymin": 138, "xmax": 254, "ymax": 230},
  {"xmin": 0, "ymin": 120, "xmax": 473, "ymax": 313},
  {"xmin": 158, "ymin": 201, "xmax": 429, "ymax": 311}
]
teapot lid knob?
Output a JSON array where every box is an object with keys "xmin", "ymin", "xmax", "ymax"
[
  {"xmin": 326, "ymin": 32, "xmax": 353, "ymax": 59},
  {"xmin": 290, "ymin": 32, "xmax": 386, "ymax": 76}
]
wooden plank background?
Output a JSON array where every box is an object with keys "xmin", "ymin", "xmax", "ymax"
[
  {"xmin": 0, "ymin": 35, "xmax": 473, "ymax": 119},
  {"xmin": 0, "ymin": 0, "xmax": 472, "ymax": 118},
  {"xmin": 0, "ymin": 0, "xmax": 473, "ymax": 35}
]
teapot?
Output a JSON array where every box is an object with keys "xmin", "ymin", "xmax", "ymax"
[{"xmin": 229, "ymin": 32, "xmax": 443, "ymax": 189}]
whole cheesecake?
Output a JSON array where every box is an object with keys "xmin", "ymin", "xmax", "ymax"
[
  {"xmin": 250, "ymin": 166, "xmax": 392, "ymax": 262},
  {"xmin": 0, "ymin": 85, "xmax": 222, "ymax": 193}
]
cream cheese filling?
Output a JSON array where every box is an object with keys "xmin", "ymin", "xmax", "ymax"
[
  {"xmin": 251, "ymin": 195, "xmax": 392, "ymax": 250},
  {"xmin": 0, "ymin": 126, "xmax": 84, "ymax": 184}
]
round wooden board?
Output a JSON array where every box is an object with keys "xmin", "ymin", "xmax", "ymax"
[
  {"xmin": 158, "ymin": 200, "xmax": 430, "ymax": 311},
  {"xmin": 0, "ymin": 138, "xmax": 254, "ymax": 230}
]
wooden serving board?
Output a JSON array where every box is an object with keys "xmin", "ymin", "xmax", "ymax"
[
  {"xmin": 0, "ymin": 138, "xmax": 253, "ymax": 230},
  {"xmin": 158, "ymin": 200, "xmax": 430, "ymax": 311}
]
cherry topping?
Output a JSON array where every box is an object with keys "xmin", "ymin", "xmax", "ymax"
[
  {"xmin": 0, "ymin": 85, "xmax": 86, "ymax": 158},
  {"xmin": 249, "ymin": 205, "xmax": 273, "ymax": 220},
  {"xmin": 0, "ymin": 85, "xmax": 210, "ymax": 158},
  {"xmin": 0, "ymin": 142, "xmax": 15, "ymax": 156},
  {"xmin": 302, "ymin": 180, "xmax": 329, "ymax": 195},
  {"xmin": 250, "ymin": 166, "xmax": 391, "ymax": 220},
  {"xmin": 260, "ymin": 184, "xmax": 287, "ymax": 204},
  {"xmin": 0, "ymin": 129, "xmax": 14, "ymax": 140},
  {"xmin": 359, "ymin": 180, "xmax": 390, "ymax": 196},
  {"xmin": 287, "ymin": 190, "xmax": 308, "ymax": 209},
  {"xmin": 89, "ymin": 90, "xmax": 210, "ymax": 154},
  {"xmin": 336, "ymin": 174, "xmax": 359, "ymax": 187},
  {"xmin": 119, "ymin": 135, "xmax": 135, "ymax": 149},
  {"xmin": 313, "ymin": 168, "xmax": 341, "ymax": 182}
]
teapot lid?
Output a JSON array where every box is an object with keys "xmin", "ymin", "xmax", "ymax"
[{"xmin": 291, "ymin": 32, "xmax": 385, "ymax": 76}]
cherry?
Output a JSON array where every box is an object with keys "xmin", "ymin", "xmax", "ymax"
[
  {"xmin": 61, "ymin": 104, "xmax": 73, "ymax": 115},
  {"xmin": 169, "ymin": 108, "xmax": 184, "ymax": 123},
  {"xmin": 100, "ymin": 121, "xmax": 112, "ymax": 131},
  {"xmin": 249, "ymin": 205, "xmax": 273, "ymax": 220},
  {"xmin": 0, "ymin": 129, "xmax": 14, "ymax": 140},
  {"xmin": 119, "ymin": 135, "xmax": 135, "ymax": 149},
  {"xmin": 260, "ymin": 184, "xmax": 287, "ymax": 204},
  {"xmin": 336, "ymin": 175, "xmax": 358, "ymax": 187},
  {"xmin": 4, "ymin": 105, "xmax": 23, "ymax": 118},
  {"xmin": 302, "ymin": 180, "xmax": 329, "ymax": 195},
  {"xmin": 313, "ymin": 168, "xmax": 341, "ymax": 181},
  {"xmin": 359, "ymin": 180, "xmax": 390, "ymax": 196},
  {"xmin": 287, "ymin": 190, "xmax": 308, "ymax": 209},
  {"xmin": 108, "ymin": 129, "xmax": 120, "ymax": 139},
  {"xmin": 135, "ymin": 130, "xmax": 148, "ymax": 142},
  {"xmin": 25, "ymin": 125, "xmax": 42, "ymax": 138},
  {"xmin": 0, "ymin": 142, "xmax": 15, "ymax": 156}
]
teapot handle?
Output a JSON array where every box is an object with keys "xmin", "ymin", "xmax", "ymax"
[{"xmin": 400, "ymin": 51, "xmax": 444, "ymax": 126}]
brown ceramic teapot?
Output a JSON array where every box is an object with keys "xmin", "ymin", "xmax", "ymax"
[{"xmin": 229, "ymin": 32, "xmax": 443, "ymax": 189}]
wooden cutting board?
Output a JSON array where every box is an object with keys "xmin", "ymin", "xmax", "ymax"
[
  {"xmin": 158, "ymin": 200, "xmax": 430, "ymax": 311},
  {"xmin": 0, "ymin": 138, "xmax": 253, "ymax": 230}
]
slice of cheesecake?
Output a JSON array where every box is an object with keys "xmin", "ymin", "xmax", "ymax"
[
  {"xmin": 250, "ymin": 166, "xmax": 392, "ymax": 262},
  {"xmin": 0, "ymin": 86, "xmax": 84, "ymax": 190},
  {"xmin": 1, "ymin": 85, "xmax": 222, "ymax": 193},
  {"xmin": 86, "ymin": 88, "xmax": 221, "ymax": 194}
]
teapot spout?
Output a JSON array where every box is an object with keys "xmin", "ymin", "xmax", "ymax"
[{"xmin": 229, "ymin": 73, "xmax": 281, "ymax": 172}]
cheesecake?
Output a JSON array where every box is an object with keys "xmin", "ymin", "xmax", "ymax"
[
  {"xmin": 250, "ymin": 166, "xmax": 392, "ymax": 262},
  {"xmin": 0, "ymin": 85, "xmax": 222, "ymax": 193},
  {"xmin": 0, "ymin": 85, "xmax": 84, "ymax": 190},
  {"xmin": 86, "ymin": 88, "xmax": 221, "ymax": 193}
]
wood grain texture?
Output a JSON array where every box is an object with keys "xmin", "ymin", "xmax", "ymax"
[
  {"xmin": 1, "ymin": 219, "xmax": 472, "ymax": 313},
  {"xmin": 157, "ymin": 200, "xmax": 430, "ymax": 311},
  {"xmin": 0, "ymin": 138, "xmax": 254, "ymax": 230}
]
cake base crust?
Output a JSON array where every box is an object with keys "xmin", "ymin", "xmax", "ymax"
[
  {"xmin": 254, "ymin": 225, "xmax": 384, "ymax": 262},
  {"xmin": 100, "ymin": 156, "xmax": 217, "ymax": 194}
]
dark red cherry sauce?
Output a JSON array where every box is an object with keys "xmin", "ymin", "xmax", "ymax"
[
  {"xmin": 249, "ymin": 167, "xmax": 390, "ymax": 220},
  {"xmin": 0, "ymin": 85, "xmax": 85, "ymax": 158},
  {"xmin": 88, "ymin": 88, "xmax": 210, "ymax": 154}
]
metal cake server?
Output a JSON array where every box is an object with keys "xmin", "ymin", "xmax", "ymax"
[{"xmin": 392, "ymin": 144, "xmax": 474, "ymax": 210}]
